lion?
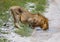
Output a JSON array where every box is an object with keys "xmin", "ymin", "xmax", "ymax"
[
  {"xmin": 9, "ymin": 6, "xmax": 49, "ymax": 30},
  {"xmin": 9, "ymin": 6, "xmax": 31, "ymax": 28},
  {"xmin": 28, "ymin": 14, "xmax": 48, "ymax": 30}
]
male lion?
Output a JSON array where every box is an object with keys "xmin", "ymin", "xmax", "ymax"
[
  {"xmin": 28, "ymin": 14, "xmax": 48, "ymax": 30},
  {"xmin": 9, "ymin": 6, "xmax": 49, "ymax": 30}
]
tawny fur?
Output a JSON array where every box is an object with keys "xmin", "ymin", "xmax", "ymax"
[{"xmin": 9, "ymin": 6, "xmax": 49, "ymax": 30}]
